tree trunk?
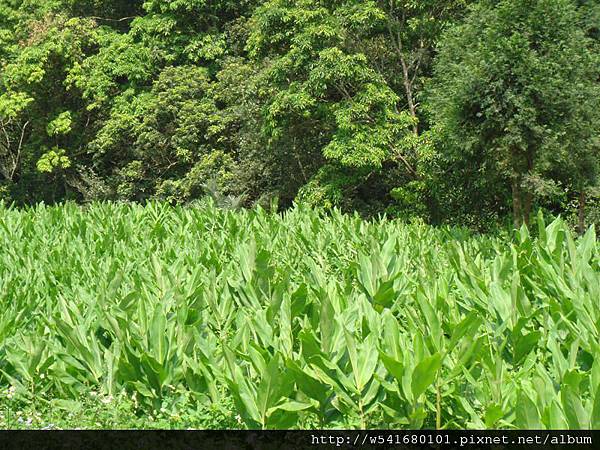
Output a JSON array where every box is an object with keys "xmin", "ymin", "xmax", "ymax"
[
  {"xmin": 399, "ymin": 54, "xmax": 419, "ymax": 135},
  {"xmin": 512, "ymin": 177, "xmax": 523, "ymax": 229},
  {"xmin": 523, "ymin": 191, "xmax": 533, "ymax": 227},
  {"xmin": 578, "ymin": 190, "xmax": 586, "ymax": 235},
  {"xmin": 388, "ymin": 22, "xmax": 420, "ymax": 136}
]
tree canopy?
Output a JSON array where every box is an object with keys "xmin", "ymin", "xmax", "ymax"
[
  {"xmin": 428, "ymin": 0, "xmax": 600, "ymax": 228},
  {"xmin": 0, "ymin": 0, "xmax": 598, "ymax": 230}
]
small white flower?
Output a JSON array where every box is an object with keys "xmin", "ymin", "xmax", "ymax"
[
  {"xmin": 6, "ymin": 386, "xmax": 16, "ymax": 400},
  {"xmin": 100, "ymin": 395, "xmax": 113, "ymax": 404}
]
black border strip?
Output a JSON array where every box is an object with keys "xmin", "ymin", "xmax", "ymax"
[{"xmin": 0, "ymin": 430, "xmax": 597, "ymax": 450}]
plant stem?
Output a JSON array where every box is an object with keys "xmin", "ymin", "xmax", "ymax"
[
  {"xmin": 436, "ymin": 378, "xmax": 442, "ymax": 430},
  {"xmin": 359, "ymin": 398, "xmax": 366, "ymax": 429}
]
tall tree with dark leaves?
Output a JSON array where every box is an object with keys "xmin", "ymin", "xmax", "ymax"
[{"xmin": 428, "ymin": 0, "xmax": 600, "ymax": 229}]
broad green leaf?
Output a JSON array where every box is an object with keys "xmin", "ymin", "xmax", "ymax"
[
  {"xmin": 380, "ymin": 352, "xmax": 405, "ymax": 382},
  {"xmin": 484, "ymin": 403, "xmax": 504, "ymax": 428},
  {"xmin": 319, "ymin": 293, "xmax": 336, "ymax": 355},
  {"xmin": 411, "ymin": 353, "xmax": 442, "ymax": 400},
  {"xmin": 514, "ymin": 331, "xmax": 541, "ymax": 365},
  {"xmin": 592, "ymin": 385, "xmax": 600, "ymax": 429},
  {"xmin": 516, "ymin": 390, "xmax": 542, "ymax": 429},
  {"xmin": 447, "ymin": 312, "xmax": 482, "ymax": 354},
  {"xmin": 561, "ymin": 384, "xmax": 588, "ymax": 429},
  {"xmin": 285, "ymin": 359, "xmax": 329, "ymax": 405}
]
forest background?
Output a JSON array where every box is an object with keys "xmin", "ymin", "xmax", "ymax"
[{"xmin": 1, "ymin": 0, "xmax": 599, "ymax": 231}]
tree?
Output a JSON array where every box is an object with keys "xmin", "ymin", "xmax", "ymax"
[
  {"xmin": 374, "ymin": 0, "xmax": 472, "ymax": 135},
  {"xmin": 427, "ymin": 0, "xmax": 600, "ymax": 228},
  {"xmin": 247, "ymin": 0, "xmax": 415, "ymax": 209},
  {"xmin": 1, "ymin": 0, "xmax": 597, "ymax": 228},
  {"xmin": 0, "ymin": 12, "xmax": 102, "ymax": 202},
  {"xmin": 0, "ymin": 93, "xmax": 32, "ymax": 184},
  {"xmin": 63, "ymin": 0, "xmax": 261, "ymax": 202}
]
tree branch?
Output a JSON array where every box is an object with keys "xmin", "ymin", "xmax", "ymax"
[{"xmin": 85, "ymin": 16, "xmax": 138, "ymax": 23}]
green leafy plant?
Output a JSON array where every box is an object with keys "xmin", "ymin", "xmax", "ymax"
[{"xmin": 0, "ymin": 203, "xmax": 598, "ymax": 429}]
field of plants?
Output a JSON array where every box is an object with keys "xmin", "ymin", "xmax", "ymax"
[{"xmin": 0, "ymin": 202, "xmax": 599, "ymax": 429}]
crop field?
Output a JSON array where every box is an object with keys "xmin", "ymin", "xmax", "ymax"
[{"xmin": 0, "ymin": 203, "xmax": 599, "ymax": 429}]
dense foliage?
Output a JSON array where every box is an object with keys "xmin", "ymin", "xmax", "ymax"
[
  {"xmin": 0, "ymin": 0, "xmax": 598, "ymax": 229},
  {"xmin": 428, "ymin": 0, "xmax": 600, "ymax": 230},
  {"xmin": 0, "ymin": 202, "xmax": 599, "ymax": 429}
]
